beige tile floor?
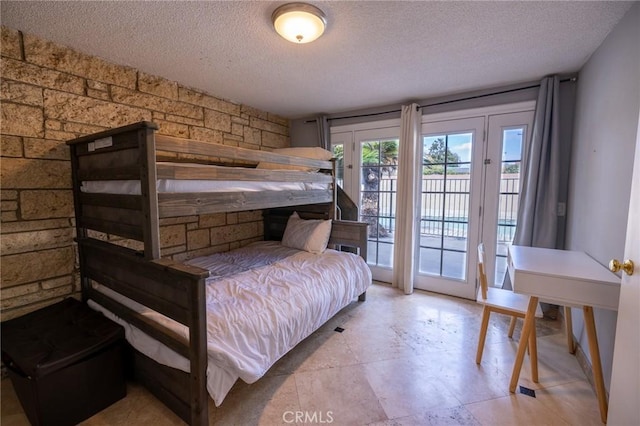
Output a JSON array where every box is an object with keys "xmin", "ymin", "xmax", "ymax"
[{"xmin": 1, "ymin": 283, "xmax": 603, "ymax": 425}]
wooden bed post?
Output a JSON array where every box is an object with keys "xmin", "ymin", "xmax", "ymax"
[
  {"xmin": 138, "ymin": 126, "xmax": 161, "ymax": 260},
  {"xmin": 68, "ymin": 143, "xmax": 91, "ymax": 300},
  {"xmin": 188, "ymin": 272, "xmax": 208, "ymax": 426}
]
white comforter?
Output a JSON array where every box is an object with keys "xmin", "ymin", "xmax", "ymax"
[{"xmin": 90, "ymin": 241, "xmax": 371, "ymax": 406}]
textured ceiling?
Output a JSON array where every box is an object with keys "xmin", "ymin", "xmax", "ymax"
[{"xmin": 1, "ymin": 1, "xmax": 634, "ymax": 119}]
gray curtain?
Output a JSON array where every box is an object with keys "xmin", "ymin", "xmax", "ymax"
[
  {"xmin": 316, "ymin": 115, "xmax": 330, "ymax": 150},
  {"xmin": 504, "ymin": 75, "xmax": 562, "ymax": 290}
]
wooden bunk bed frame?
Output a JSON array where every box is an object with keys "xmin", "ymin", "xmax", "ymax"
[{"xmin": 66, "ymin": 121, "xmax": 369, "ymax": 425}]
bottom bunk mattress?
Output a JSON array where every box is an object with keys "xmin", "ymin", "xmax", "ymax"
[{"xmin": 88, "ymin": 241, "xmax": 371, "ymax": 406}]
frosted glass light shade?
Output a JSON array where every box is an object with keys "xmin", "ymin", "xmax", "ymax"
[{"xmin": 272, "ymin": 3, "xmax": 327, "ymax": 44}]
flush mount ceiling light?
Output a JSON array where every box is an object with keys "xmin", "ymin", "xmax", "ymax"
[{"xmin": 272, "ymin": 3, "xmax": 327, "ymax": 44}]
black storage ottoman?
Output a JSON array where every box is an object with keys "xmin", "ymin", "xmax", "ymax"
[{"xmin": 1, "ymin": 298, "xmax": 126, "ymax": 426}]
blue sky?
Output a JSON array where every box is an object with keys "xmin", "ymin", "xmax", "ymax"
[
  {"xmin": 502, "ymin": 128, "xmax": 524, "ymax": 162},
  {"xmin": 424, "ymin": 127, "xmax": 524, "ymax": 163}
]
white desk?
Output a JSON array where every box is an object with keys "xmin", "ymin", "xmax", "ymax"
[{"xmin": 507, "ymin": 245, "xmax": 620, "ymax": 423}]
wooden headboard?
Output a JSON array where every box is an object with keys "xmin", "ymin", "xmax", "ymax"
[{"xmin": 263, "ymin": 208, "xmax": 368, "ymax": 260}]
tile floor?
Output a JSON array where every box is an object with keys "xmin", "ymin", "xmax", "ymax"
[{"xmin": 1, "ymin": 283, "xmax": 603, "ymax": 425}]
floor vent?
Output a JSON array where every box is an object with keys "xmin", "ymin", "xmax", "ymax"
[{"xmin": 519, "ymin": 386, "xmax": 536, "ymax": 398}]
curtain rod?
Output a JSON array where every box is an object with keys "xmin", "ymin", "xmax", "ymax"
[
  {"xmin": 418, "ymin": 76, "xmax": 576, "ymax": 111},
  {"xmin": 305, "ymin": 77, "xmax": 576, "ymax": 123}
]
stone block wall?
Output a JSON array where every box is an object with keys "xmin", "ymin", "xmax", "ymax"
[{"xmin": 0, "ymin": 27, "xmax": 290, "ymax": 321}]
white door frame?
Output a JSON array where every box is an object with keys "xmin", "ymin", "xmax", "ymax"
[
  {"xmin": 481, "ymin": 110, "xmax": 535, "ymax": 287},
  {"xmin": 414, "ymin": 116, "xmax": 485, "ymax": 299},
  {"xmin": 331, "ymin": 119, "xmax": 401, "ymax": 283},
  {"xmin": 415, "ymin": 101, "xmax": 535, "ymax": 299},
  {"xmin": 608, "ymin": 110, "xmax": 640, "ymax": 424},
  {"xmin": 330, "ymin": 130, "xmax": 355, "ymax": 196},
  {"xmin": 330, "ymin": 103, "xmax": 536, "ymax": 296},
  {"xmin": 331, "ymin": 121, "xmax": 400, "ymax": 199}
]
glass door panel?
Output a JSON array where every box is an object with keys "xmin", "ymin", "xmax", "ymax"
[
  {"xmin": 332, "ymin": 144, "xmax": 345, "ymax": 189},
  {"xmin": 482, "ymin": 111, "xmax": 534, "ymax": 287},
  {"xmin": 419, "ymin": 133, "xmax": 472, "ymax": 280},
  {"xmin": 360, "ymin": 139, "xmax": 399, "ymax": 272},
  {"xmin": 415, "ymin": 117, "xmax": 484, "ymax": 299},
  {"xmin": 495, "ymin": 128, "xmax": 524, "ymax": 285},
  {"xmin": 330, "ymin": 131, "xmax": 353, "ymax": 196},
  {"xmin": 331, "ymin": 121, "xmax": 400, "ymax": 283}
]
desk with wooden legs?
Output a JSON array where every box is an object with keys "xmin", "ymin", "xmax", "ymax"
[{"xmin": 507, "ymin": 245, "xmax": 620, "ymax": 424}]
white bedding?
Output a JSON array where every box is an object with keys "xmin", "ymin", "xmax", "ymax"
[
  {"xmin": 81, "ymin": 162, "xmax": 328, "ymax": 194},
  {"xmin": 89, "ymin": 241, "xmax": 371, "ymax": 406}
]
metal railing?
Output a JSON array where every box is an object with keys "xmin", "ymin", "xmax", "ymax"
[{"xmin": 362, "ymin": 176, "xmax": 520, "ymax": 244}]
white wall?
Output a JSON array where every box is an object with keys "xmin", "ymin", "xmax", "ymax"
[{"xmin": 566, "ymin": 3, "xmax": 640, "ymax": 392}]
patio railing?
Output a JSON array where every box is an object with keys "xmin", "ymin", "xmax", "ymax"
[{"xmin": 362, "ymin": 176, "xmax": 520, "ymax": 244}]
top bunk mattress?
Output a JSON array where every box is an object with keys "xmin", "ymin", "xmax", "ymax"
[{"xmin": 81, "ymin": 162, "xmax": 329, "ymax": 194}]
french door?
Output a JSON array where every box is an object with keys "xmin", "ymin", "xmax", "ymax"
[
  {"xmin": 331, "ymin": 120, "xmax": 400, "ymax": 283},
  {"xmin": 481, "ymin": 111, "xmax": 534, "ymax": 288},
  {"xmin": 330, "ymin": 105, "xmax": 533, "ymax": 297},
  {"xmin": 413, "ymin": 117, "xmax": 485, "ymax": 299}
]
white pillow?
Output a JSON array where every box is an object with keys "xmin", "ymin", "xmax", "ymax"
[
  {"xmin": 281, "ymin": 212, "xmax": 332, "ymax": 254},
  {"xmin": 257, "ymin": 147, "xmax": 333, "ymax": 172}
]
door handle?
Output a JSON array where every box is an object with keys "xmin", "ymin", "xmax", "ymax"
[{"xmin": 609, "ymin": 259, "xmax": 634, "ymax": 276}]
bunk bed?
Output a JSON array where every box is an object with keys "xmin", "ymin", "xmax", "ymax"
[{"xmin": 66, "ymin": 122, "xmax": 371, "ymax": 425}]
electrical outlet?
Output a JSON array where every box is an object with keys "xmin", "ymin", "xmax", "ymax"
[{"xmin": 557, "ymin": 202, "xmax": 566, "ymax": 217}]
